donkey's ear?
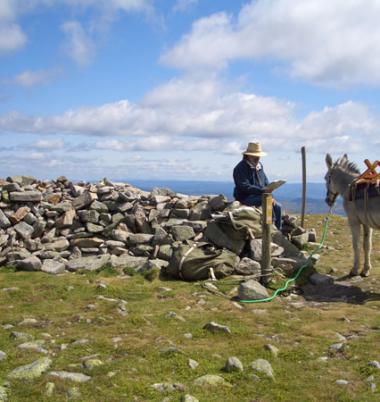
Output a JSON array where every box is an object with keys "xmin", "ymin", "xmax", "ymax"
[
  {"xmin": 342, "ymin": 153, "xmax": 348, "ymax": 160},
  {"xmin": 325, "ymin": 153, "xmax": 333, "ymax": 168}
]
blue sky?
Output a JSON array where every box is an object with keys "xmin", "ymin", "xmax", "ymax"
[{"xmin": 1, "ymin": 0, "xmax": 380, "ymax": 182}]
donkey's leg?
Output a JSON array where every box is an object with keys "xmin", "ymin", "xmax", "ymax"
[
  {"xmin": 361, "ymin": 225, "xmax": 373, "ymax": 277},
  {"xmin": 349, "ymin": 223, "xmax": 361, "ymax": 276}
]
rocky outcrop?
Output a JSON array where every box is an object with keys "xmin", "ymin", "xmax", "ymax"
[{"xmin": 0, "ymin": 175, "xmax": 317, "ymax": 279}]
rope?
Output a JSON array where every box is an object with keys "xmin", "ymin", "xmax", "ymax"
[{"xmin": 238, "ymin": 209, "xmax": 333, "ymax": 303}]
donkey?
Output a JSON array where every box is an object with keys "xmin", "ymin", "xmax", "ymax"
[{"xmin": 325, "ymin": 153, "xmax": 380, "ymax": 277}]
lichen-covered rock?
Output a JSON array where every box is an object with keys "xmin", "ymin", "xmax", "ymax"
[
  {"xmin": 238, "ymin": 279, "xmax": 269, "ymax": 300},
  {"xmin": 7, "ymin": 357, "xmax": 52, "ymax": 380}
]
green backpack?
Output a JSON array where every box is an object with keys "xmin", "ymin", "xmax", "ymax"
[
  {"xmin": 165, "ymin": 242, "xmax": 238, "ymax": 281},
  {"xmin": 204, "ymin": 206, "xmax": 263, "ymax": 254}
]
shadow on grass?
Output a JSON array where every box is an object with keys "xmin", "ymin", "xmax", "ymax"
[{"xmin": 300, "ymin": 280, "xmax": 380, "ymax": 304}]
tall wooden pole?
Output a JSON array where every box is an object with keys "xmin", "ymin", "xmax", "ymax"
[
  {"xmin": 261, "ymin": 192, "xmax": 273, "ymax": 286},
  {"xmin": 301, "ymin": 146, "xmax": 307, "ymax": 228}
]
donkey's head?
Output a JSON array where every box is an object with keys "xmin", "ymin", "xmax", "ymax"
[{"xmin": 324, "ymin": 153, "xmax": 347, "ymax": 207}]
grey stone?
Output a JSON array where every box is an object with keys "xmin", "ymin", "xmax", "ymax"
[
  {"xmin": 10, "ymin": 331, "xmax": 34, "ymax": 342},
  {"xmin": 18, "ymin": 340, "xmax": 48, "ymax": 354},
  {"xmin": 151, "ymin": 382, "xmax": 185, "ymax": 393},
  {"xmin": 72, "ymin": 192, "xmax": 97, "ymax": 210},
  {"xmin": 336, "ymin": 379, "xmax": 349, "ymax": 386},
  {"xmin": 238, "ymin": 280, "xmax": 269, "ymax": 300},
  {"xmin": 82, "ymin": 359, "xmax": 103, "ymax": 370},
  {"xmin": 0, "ymin": 385, "xmax": 7, "ymax": 401},
  {"xmin": 189, "ymin": 201, "xmax": 211, "ymax": 220},
  {"xmin": 127, "ymin": 233, "xmax": 153, "ymax": 245},
  {"xmin": 41, "ymin": 259, "xmax": 65, "ymax": 274},
  {"xmin": 193, "ymin": 374, "xmax": 231, "ymax": 387},
  {"xmin": 56, "ymin": 209, "xmax": 76, "ymax": 227},
  {"xmin": 15, "ymin": 256, "xmax": 42, "ymax": 271},
  {"xmin": 90, "ymin": 200, "xmax": 108, "ymax": 212},
  {"xmin": 78, "ymin": 209, "xmax": 100, "ymax": 223},
  {"xmin": 171, "ymin": 225, "xmax": 195, "ymax": 241},
  {"xmin": 152, "ymin": 227, "xmax": 172, "ymax": 246},
  {"xmin": 182, "ymin": 395, "xmax": 199, "ymax": 402},
  {"xmin": 158, "ymin": 244, "xmax": 173, "ymax": 261},
  {"xmin": 66, "ymin": 255, "xmax": 110, "ymax": 272},
  {"xmin": 86, "ymin": 223, "xmax": 104, "ymax": 233},
  {"xmin": 9, "ymin": 191, "xmax": 42, "ymax": 202},
  {"xmin": 310, "ymin": 272, "xmax": 334, "ymax": 285},
  {"xmin": 14, "ymin": 221, "xmax": 34, "ymax": 239},
  {"xmin": 8, "ymin": 357, "xmax": 52, "ymax": 380},
  {"xmin": 223, "ymin": 356, "xmax": 244, "ymax": 372},
  {"xmin": 130, "ymin": 244, "xmax": 153, "ymax": 257},
  {"xmin": 110, "ymin": 254, "xmax": 147, "ymax": 269},
  {"xmin": 44, "ymin": 238, "xmax": 70, "ymax": 252},
  {"xmin": 3, "ymin": 182, "xmax": 21, "ymax": 192},
  {"xmin": 0, "ymin": 209, "xmax": 11, "ymax": 229},
  {"xmin": 188, "ymin": 359, "xmax": 199, "ymax": 369},
  {"xmin": 72, "ymin": 237, "xmax": 104, "ymax": 248},
  {"xmin": 0, "ymin": 234, "xmax": 8, "ymax": 248},
  {"xmin": 151, "ymin": 187, "xmax": 176, "ymax": 197},
  {"xmin": 171, "ymin": 209, "xmax": 190, "ymax": 219},
  {"xmin": 0, "ymin": 350, "xmax": 6, "ymax": 361},
  {"xmin": 8, "ymin": 175, "xmax": 36, "ymax": 186},
  {"xmin": 368, "ymin": 360, "xmax": 380, "ymax": 369},
  {"xmin": 251, "ymin": 358, "xmax": 274, "ymax": 379},
  {"xmin": 49, "ymin": 202, "xmax": 72, "ymax": 213},
  {"xmin": 49, "ymin": 371, "xmax": 91, "ymax": 383},
  {"xmin": 264, "ymin": 344, "xmax": 279, "ymax": 357},
  {"xmin": 236, "ymin": 258, "xmax": 261, "ymax": 276},
  {"xmin": 292, "ymin": 232, "xmax": 310, "ymax": 248},
  {"xmin": 272, "ymin": 231, "xmax": 302, "ymax": 257},
  {"xmin": 203, "ymin": 321, "xmax": 231, "ymax": 334},
  {"xmin": 249, "ymin": 239, "xmax": 284, "ymax": 261},
  {"xmin": 208, "ymin": 195, "xmax": 227, "ymax": 211}
]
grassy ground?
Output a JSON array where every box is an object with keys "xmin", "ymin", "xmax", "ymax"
[{"xmin": 0, "ymin": 214, "xmax": 379, "ymax": 401}]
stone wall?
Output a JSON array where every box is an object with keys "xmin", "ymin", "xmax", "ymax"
[{"xmin": 0, "ymin": 175, "xmax": 316, "ymax": 277}]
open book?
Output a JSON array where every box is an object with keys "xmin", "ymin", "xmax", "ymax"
[{"xmin": 263, "ymin": 179, "xmax": 286, "ymax": 193}]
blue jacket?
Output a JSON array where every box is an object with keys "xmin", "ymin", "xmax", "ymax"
[{"xmin": 233, "ymin": 159, "xmax": 269, "ymax": 202}]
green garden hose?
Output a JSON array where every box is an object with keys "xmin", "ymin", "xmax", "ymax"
[{"xmin": 239, "ymin": 213, "xmax": 332, "ymax": 303}]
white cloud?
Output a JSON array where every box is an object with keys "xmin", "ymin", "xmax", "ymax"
[
  {"xmin": 13, "ymin": 69, "xmax": 60, "ymax": 87},
  {"xmin": 162, "ymin": 0, "xmax": 380, "ymax": 87},
  {"xmin": 1, "ymin": 77, "xmax": 378, "ymax": 157},
  {"xmin": 34, "ymin": 139, "xmax": 65, "ymax": 149},
  {"xmin": 61, "ymin": 21, "xmax": 95, "ymax": 66},
  {"xmin": 0, "ymin": 0, "xmax": 26, "ymax": 54},
  {"xmin": 173, "ymin": 0, "xmax": 198, "ymax": 13}
]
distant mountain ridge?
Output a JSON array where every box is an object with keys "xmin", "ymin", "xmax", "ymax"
[{"xmin": 118, "ymin": 179, "xmax": 345, "ymax": 216}]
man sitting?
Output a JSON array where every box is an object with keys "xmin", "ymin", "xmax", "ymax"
[{"xmin": 233, "ymin": 142, "xmax": 282, "ymax": 230}]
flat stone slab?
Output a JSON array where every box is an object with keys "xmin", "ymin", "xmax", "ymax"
[
  {"xmin": 9, "ymin": 191, "xmax": 42, "ymax": 202},
  {"xmin": 238, "ymin": 279, "xmax": 269, "ymax": 300},
  {"xmin": 66, "ymin": 255, "xmax": 110, "ymax": 272},
  {"xmin": 7, "ymin": 357, "xmax": 52, "ymax": 380},
  {"xmin": 49, "ymin": 371, "xmax": 91, "ymax": 383},
  {"xmin": 193, "ymin": 374, "xmax": 231, "ymax": 387},
  {"xmin": 41, "ymin": 259, "xmax": 66, "ymax": 275}
]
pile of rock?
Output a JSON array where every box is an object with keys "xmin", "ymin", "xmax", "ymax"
[{"xmin": 0, "ymin": 175, "xmax": 317, "ymax": 278}]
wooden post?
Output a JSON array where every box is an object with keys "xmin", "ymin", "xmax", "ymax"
[
  {"xmin": 301, "ymin": 146, "xmax": 307, "ymax": 228},
  {"xmin": 261, "ymin": 192, "xmax": 273, "ymax": 286}
]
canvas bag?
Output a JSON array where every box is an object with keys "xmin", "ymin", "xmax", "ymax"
[
  {"xmin": 165, "ymin": 242, "xmax": 237, "ymax": 281},
  {"xmin": 204, "ymin": 206, "xmax": 263, "ymax": 254}
]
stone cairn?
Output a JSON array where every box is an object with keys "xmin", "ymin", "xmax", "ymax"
[{"xmin": 0, "ymin": 175, "xmax": 317, "ymax": 278}]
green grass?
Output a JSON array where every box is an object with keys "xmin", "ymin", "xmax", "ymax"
[{"xmin": 0, "ymin": 215, "xmax": 379, "ymax": 401}]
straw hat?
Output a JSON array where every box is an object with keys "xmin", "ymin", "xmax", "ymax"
[{"xmin": 243, "ymin": 142, "xmax": 267, "ymax": 157}]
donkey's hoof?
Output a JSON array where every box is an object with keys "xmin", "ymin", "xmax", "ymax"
[
  {"xmin": 360, "ymin": 271, "xmax": 370, "ymax": 277},
  {"xmin": 349, "ymin": 271, "xmax": 359, "ymax": 277}
]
